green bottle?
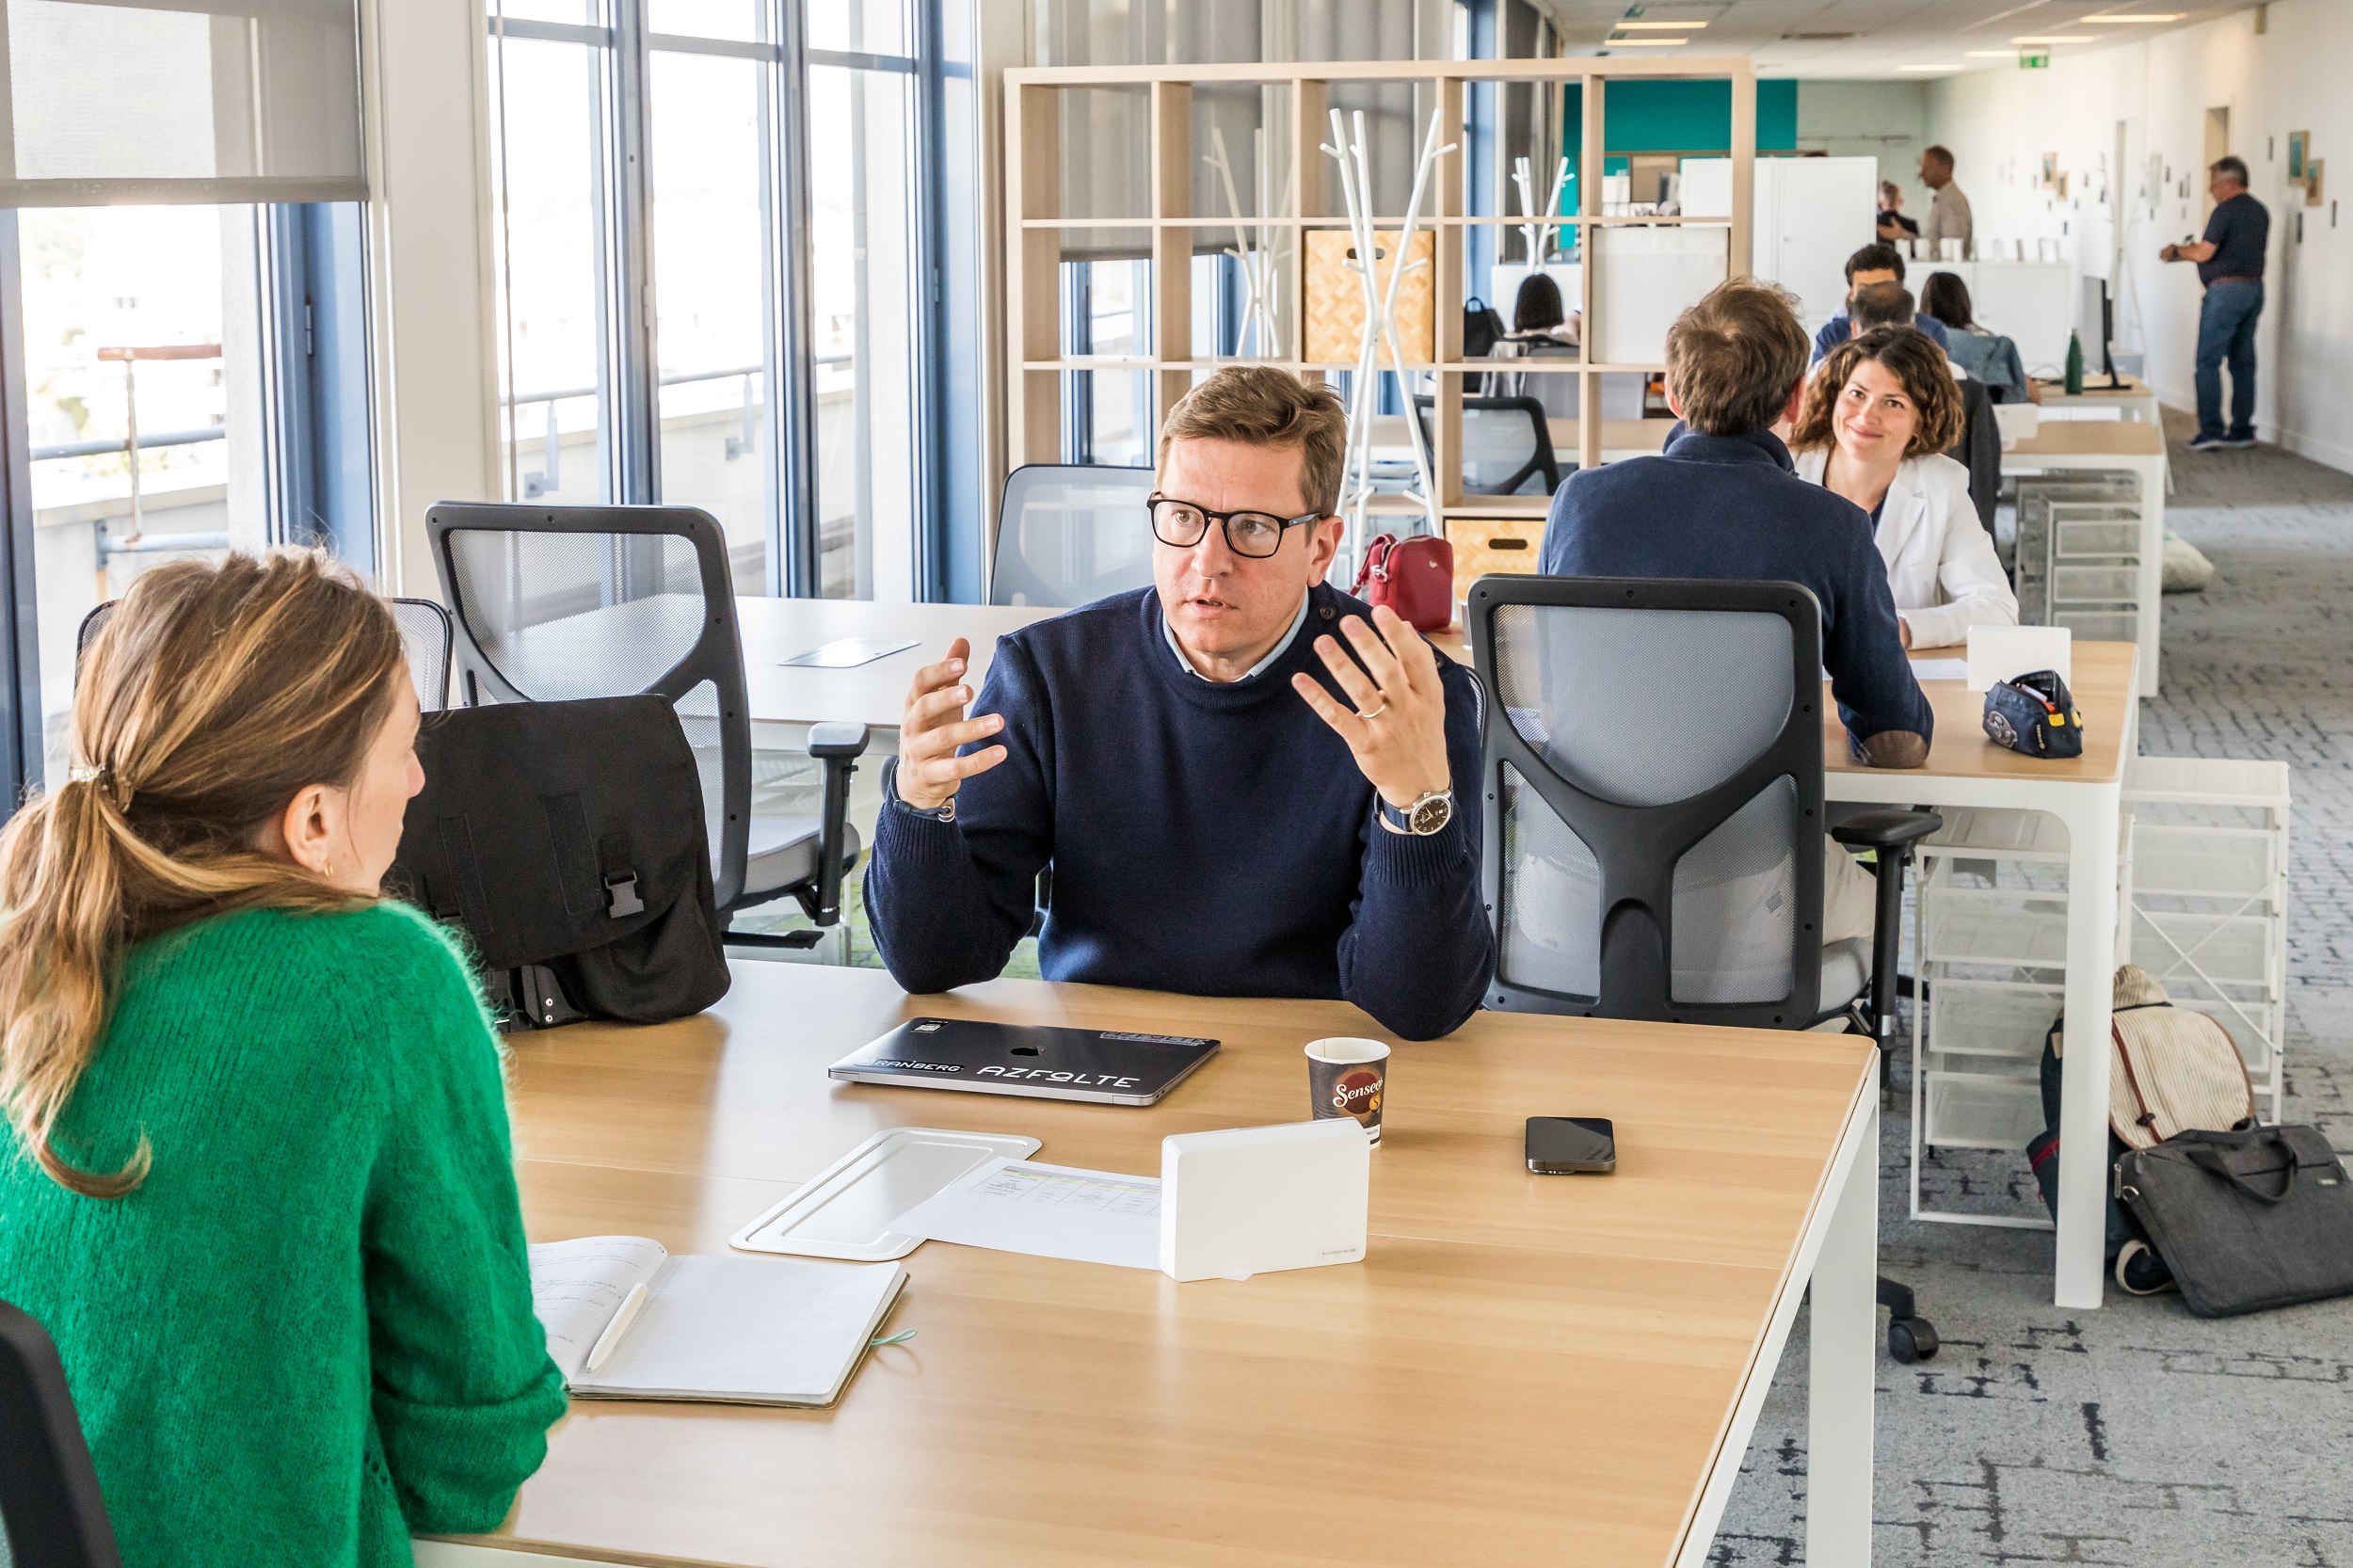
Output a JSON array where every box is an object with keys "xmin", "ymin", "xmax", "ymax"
[{"xmin": 2064, "ymin": 329, "xmax": 2085, "ymax": 395}]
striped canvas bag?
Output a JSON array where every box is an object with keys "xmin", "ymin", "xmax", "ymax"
[{"xmin": 2082, "ymin": 965, "xmax": 2258, "ymax": 1150}]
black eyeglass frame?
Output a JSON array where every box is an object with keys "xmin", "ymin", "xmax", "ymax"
[{"xmin": 1146, "ymin": 493, "xmax": 1324, "ymax": 559}]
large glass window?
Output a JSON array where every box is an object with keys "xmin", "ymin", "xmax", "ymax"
[
  {"xmin": 486, "ymin": 0, "xmax": 933, "ymax": 601},
  {"xmin": 16, "ymin": 206, "xmax": 268, "ymax": 785}
]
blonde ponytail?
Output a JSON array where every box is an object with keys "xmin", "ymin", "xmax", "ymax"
[{"xmin": 0, "ymin": 552, "xmax": 405, "ymax": 1197}]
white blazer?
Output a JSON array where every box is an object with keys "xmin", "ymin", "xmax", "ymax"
[{"xmin": 1793, "ymin": 447, "xmax": 2019, "ymax": 650}]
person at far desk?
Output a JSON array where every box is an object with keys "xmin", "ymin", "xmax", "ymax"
[
  {"xmin": 0, "ymin": 552, "xmax": 565, "ymax": 1568},
  {"xmin": 1538, "ymin": 278, "xmax": 1933, "ymax": 944},
  {"xmin": 865, "ymin": 366, "xmax": 1492, "ymax": 1041},
  {"xmin": 1811, "ymin": 243, "xmax": 1950, "ymax": 364},
  {"xmin": 1791, "ymin": 324, "xmax": 2019, "ymax": 649}
]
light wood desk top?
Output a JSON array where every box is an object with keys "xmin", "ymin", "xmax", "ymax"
[
  {"xmin": 1822, "ymin": 640, "xmax": 2135, "ymax": 788},
  {"xmin": 2004, "ymin": 419, "xmax": 2166, "ymax": 461},
  {"xmin": 470, "ymin": 964, "xmax": 1874, "ymax": 1568},
  {"xmin": 2035, "ymin": 373, "xmax": 2151, "ymax": 399}
]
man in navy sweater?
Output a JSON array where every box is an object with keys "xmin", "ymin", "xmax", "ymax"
[
  {"xmin": 863, "ymin": 367, "xmax": 1492, "ymax": 1040},
  {"xmin": 1539, "ymin": 277, "xmax": 1932, "ymax": 944},
  {"xmin": 1811, "ymin": 243, "xmax": 1952, "ymax": 363}
]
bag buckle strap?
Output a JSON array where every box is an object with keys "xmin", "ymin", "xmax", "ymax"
[{"xmin": 604, "ymin": 872, "xmax": 644, "ymax": 919}]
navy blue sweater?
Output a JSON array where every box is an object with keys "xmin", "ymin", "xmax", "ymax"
[
  {"xmin": 1538, "ymin": 425, "xmax": 1933, "ymax": 747},
  {"xmin": 863, "ymin": 584, "xmax": 1493, "ymax": 1040}
]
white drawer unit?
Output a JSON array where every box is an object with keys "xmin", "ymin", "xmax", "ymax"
[
  {"xmin": 1923, "ymin": 1070, "xmax": 2046, "ymax": 1153},
  {"xmin": 2121, "ymin": 756, "xmax": 2290, "ymax": 1112}
]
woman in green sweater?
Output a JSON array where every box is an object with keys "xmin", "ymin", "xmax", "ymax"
[{"xmin": 0, "ymin": 552, "xmax": 566, "ymax": 1566}]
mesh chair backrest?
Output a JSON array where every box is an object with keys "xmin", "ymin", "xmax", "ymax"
[
  {"xmin": 77, "ymin": 597, "xmax": 456, "ymax": 713},
  {"xmin": 1413, "ymin": 395, "xmax": 1562, "ymax": 498},
  {"xmin": 1469, "ymin": 576, "xmax": 1826, "ymax": 1028},
  {"xmin": 427, "ymin": 503, "xmax": 755, "ymax": 910},
  {"xmin": 0, "ymin": 1301, "xmax": 122, "ymax": 1568},
  {"xmin": 991, "ymin": 465, "xmax": 1158, "ymax": 608}
]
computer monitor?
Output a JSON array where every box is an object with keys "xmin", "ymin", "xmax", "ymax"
[{"xmin": 2080, "ymin": 274, "xmax": 2123, "ymax": 388}]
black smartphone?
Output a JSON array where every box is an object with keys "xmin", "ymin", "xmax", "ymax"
[{"xmin": 1527, "ymin": 1116, "xmax": 1616, "ymax": 1175}]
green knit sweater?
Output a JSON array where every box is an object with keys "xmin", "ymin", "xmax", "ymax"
[{"xmin": 0, "ymin": 902, "xmax": 567, "ymax": 1568}]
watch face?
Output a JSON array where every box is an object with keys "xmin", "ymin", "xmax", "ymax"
[{"xmin": 1409, "ymin": 793, "xmax": 1452, "ymax": 834}]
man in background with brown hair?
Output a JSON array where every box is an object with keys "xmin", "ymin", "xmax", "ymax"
[
  {"xmin": 1538, "ymin": 279, "xmax": 1931, "ymax": 943},
  {"xmin": 864, "ymin": 366, "xmax": 1492, "ymax": 1040}
]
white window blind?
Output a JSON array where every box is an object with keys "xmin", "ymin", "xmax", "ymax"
[{"xmin": 0, "ymin": 0, "xmax": 362, "ymax": 206}]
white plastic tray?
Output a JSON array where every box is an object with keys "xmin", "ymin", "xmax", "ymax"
[{"xmin": 731, "ymin": 1127, "xmax": 1042, "ymax": 1261}]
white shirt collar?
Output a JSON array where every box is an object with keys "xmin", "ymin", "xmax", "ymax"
[{"xmin": 1160, "ymin": 589, "xmax": 1313, "ymax": 683}]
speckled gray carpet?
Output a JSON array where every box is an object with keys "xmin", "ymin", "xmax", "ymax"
[{"xmin": 1707, "ymin": 414, "xmax": 2353, "ymax": 1566}]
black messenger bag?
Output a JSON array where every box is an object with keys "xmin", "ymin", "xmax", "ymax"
[
  {"xmin": 389, "ymin": 695, "xmax": 730, "ymax": 1028},
  {"xmin": 2115, "ymin": 1122, "xmax": 2353, "ymax": 1318}
]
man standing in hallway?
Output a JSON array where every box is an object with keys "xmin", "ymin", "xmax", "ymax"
[
  {"xmin": 2163, "ymin": 156, "xmax": 2269, "ymax": 453},
  {"xmin": 1920, "ymin": 146, "xmax": 1972, "ymax": 258}
]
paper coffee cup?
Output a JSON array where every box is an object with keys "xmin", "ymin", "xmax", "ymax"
[{"xmin": 1306, "ymin": 1037, "xmax": 1390, "ymax": 1146}]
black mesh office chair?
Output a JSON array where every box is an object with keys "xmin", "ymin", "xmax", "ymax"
[
  {"xmin": 1466, "ymin": 574, "xmax": 1945, "ymax": 1363},
  {"xmin": 78, "ymin": 597, "xmax": 456, "ymax": 712},
  {"xmin": 426, "ymin": 503, "xmax": 869, "ymax": 948},
  {"xmin": 991, "ymin": 464, "xmax": 1159, "ymax": 608},
  {"xmin": 1412, "ymin": 394, "xmax": 1564, "ymax": 497},
  {"xmin": 0, "ymin": 1300, "xmax": 121, "ymax": 1568}
]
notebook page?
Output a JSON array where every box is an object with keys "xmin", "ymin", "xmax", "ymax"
[
  {"xmin": 574, "ymin": 1255, "xmax": 904, "ymax": 1405},
  {"xmin": 528, "ymin": 1236, "xmax": 670, "ymax": 1383}
]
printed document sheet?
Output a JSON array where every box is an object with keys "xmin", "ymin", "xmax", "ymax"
[{"xmin": 889, "ymin": 1157, "xmax": 1160, "ymax": 1270}]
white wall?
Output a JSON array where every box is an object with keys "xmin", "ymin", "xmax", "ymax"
[
  {"xmin": 1922, "ymin": 0, "xmax": 2353, "ymax": 472},
  {"xmin": 1797, "ymin": 80, "xmax": 1929, "ymax": 221},
  {"xmin": 360, "ymin": 0, "xmax": 503, "ymax": 598}
]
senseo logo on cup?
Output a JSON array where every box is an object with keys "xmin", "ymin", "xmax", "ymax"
[{"xmin": 1332, "ymin": 1068, "xmax": 1384, "ymax": 1120}]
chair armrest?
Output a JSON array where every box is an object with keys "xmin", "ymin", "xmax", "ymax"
[
  {"xmin": 1830, "ymin": 808, "xmax": 1944, "ymax": 851},
  {"xmin": 807, "ymin": 722, "xmax": 871, "ymax": 760}
]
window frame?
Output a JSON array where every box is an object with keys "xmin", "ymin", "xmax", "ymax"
[{"xmin": 484, "ymin": 0, "xmax": 952, "ymax": 600}]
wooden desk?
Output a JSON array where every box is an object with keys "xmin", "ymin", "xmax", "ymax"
[
  {"xmin": 424, "ymin": 965, "xmax": 1881, "ymax": 1568},
  {"xmin": 1828, "ymin": 641, "xmax": 2138, "ymax": 1309},
  {"xmin": 2000, "ymin": 419, "xmax": 2168, "ymax": 696},
  {"xmin": 1424, "ymin": 633, "xmax": 2139, "ymax": 1310}
]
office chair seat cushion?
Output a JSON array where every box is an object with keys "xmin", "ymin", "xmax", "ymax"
[
  {"xmin": 1819, "ymin": 937, "xmax": 1871, "ymax": 1013},
  {"xmin": 744, "ymin": 816, "xmax": 862, "ymax": 898}
]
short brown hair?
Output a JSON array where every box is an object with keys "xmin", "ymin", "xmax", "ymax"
[
  {"xmin": 1791, "ymin": 326, "xmax": 1966, "ymax": 458},
  {"xmin": 1157, "ymin": 367, "xmax": 1348, "ymax": 517},
  {"xmin": 1663, "ymin": 278, "xmax": 1810, "ymax": 437}
]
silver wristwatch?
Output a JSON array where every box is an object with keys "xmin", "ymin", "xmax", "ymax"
[{"xmin": 1377, "ymin": 789, "xmax": 1454, "ymax": 837}]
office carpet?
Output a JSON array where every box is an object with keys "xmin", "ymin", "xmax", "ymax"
[{"xmin": 1708, "ymin": 414, "xmax": 2353, "ymax": 1567}]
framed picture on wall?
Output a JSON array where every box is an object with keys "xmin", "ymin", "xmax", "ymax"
[{"xmin": 2287, "ymin": 130, "xmax": 2310, "ymax": 185}]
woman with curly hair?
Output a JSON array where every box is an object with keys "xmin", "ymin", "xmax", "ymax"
[{"xmin": 1790, "ymin": 325, "xmax": 2018, "ymax": 649}]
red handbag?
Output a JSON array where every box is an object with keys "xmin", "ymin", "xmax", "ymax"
[{"xmin": 1351, "ymin": 532, "xmax": 1456, "ymax": 633}]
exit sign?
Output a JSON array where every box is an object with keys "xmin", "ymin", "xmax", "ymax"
[{"xmin": 2019, "ymin": 49, "xmax": 2051, "ymax": 68}]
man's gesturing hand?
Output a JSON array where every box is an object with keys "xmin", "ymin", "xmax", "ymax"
[
  {"xmin": 1290, "ymin": 604, "xmax": 1454, "ymax": 809},
  {"xmin": 895, "ymin": 637, "xmax": 1008, "ymax": 812}
]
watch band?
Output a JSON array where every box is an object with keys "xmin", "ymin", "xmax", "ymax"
[
  {"xmin": 887, "ymin": 759, "xmax": 956, "ymax": 824},
  {"xmin": 1377, "ymin": 789, "xmax": 1453, "ymax": 836}
]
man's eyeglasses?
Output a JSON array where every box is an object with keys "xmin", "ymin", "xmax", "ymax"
[{"xmin": 1147, "ymin": 494, "xmax": 1322, "ymax": 559}]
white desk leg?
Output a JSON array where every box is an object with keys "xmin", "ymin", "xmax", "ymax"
[
  {"xmin": 1808, "ymin": 1096, "xmax": 1877, "ymax": 1567},
  {"xmin": 2054, "ymin": 783, "xmax": 2122, "ymax": 1309}
]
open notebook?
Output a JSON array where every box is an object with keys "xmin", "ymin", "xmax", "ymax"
[{"xmin": 529, "ymin": 1236, "xmax": 907, "ymax": 1408}]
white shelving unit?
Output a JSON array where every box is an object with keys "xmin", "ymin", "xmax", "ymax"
[
  {"xmin": 2014, "ymin": 472, "xmax": 2147, "ymax": 648},
  {"xmin": 1909, "ymin": 758, "xmax": 2292, "ymax": 1229},
  {"xmin": 2121, "ymin": 756, "xmax": 2290, "ymax": 1114},
  {"xmin": 1909, "ymin": 805, "xmax": 2089, "ymax": 1229}
]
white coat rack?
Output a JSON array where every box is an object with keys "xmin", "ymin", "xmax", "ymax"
[
  {"xmin": 1322, "ymin": 105, "xmax": 1453, "ymax": 565},
  {"xmin": 1513, "ymin": 154, "xmax": 1570, "ymax": 267},
  {"xmin": 1204, "ymin": 127, "xmax": 1294, "ymax": 360}
]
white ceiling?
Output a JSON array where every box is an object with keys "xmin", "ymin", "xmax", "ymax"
[{"xmin": 1535, "ymin": 0, "xmax": 2254, "ymax": 78}]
